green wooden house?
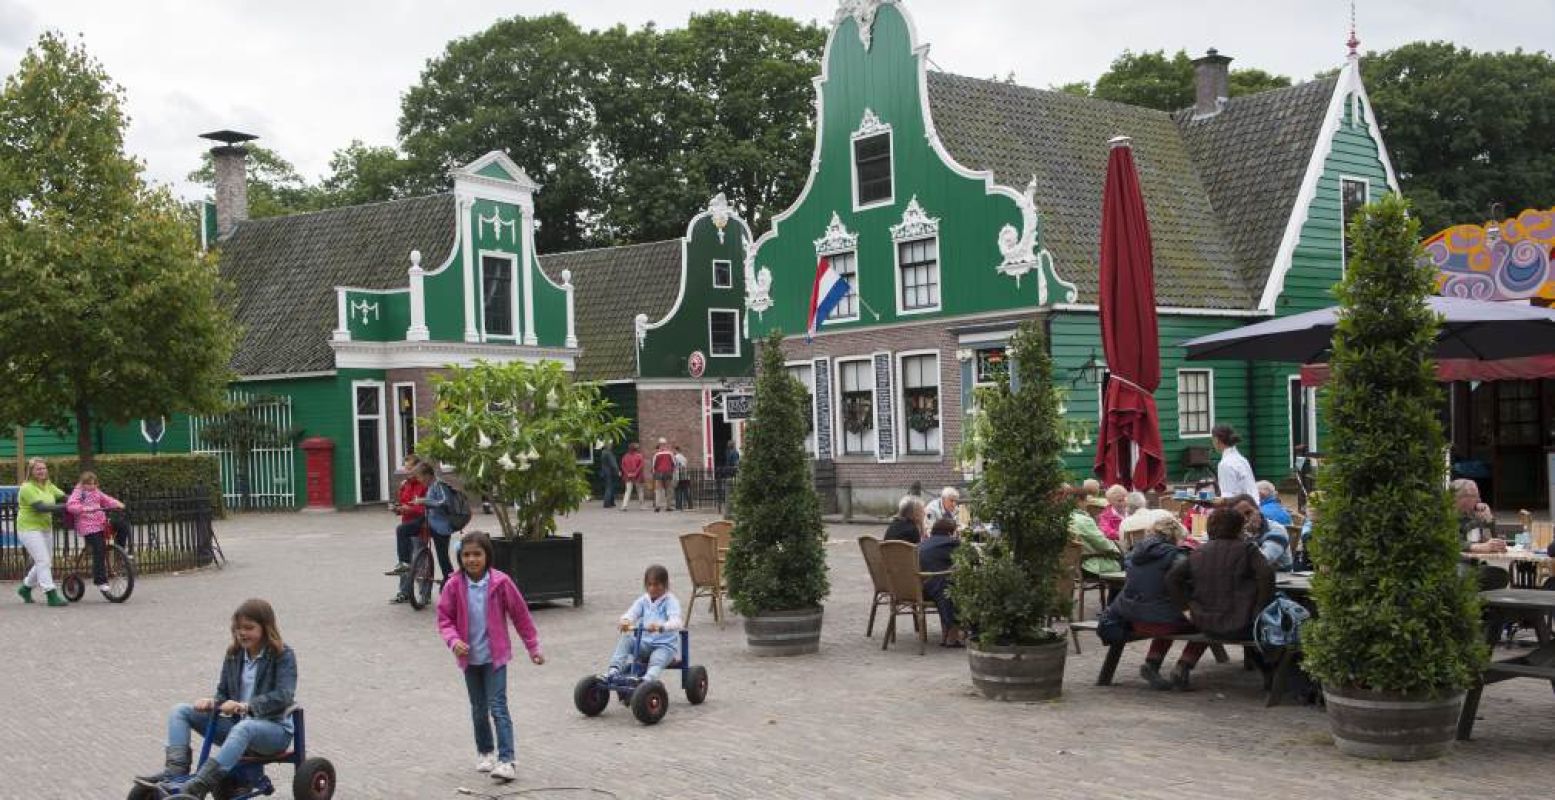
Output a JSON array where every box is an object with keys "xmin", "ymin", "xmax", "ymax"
[{"xmin": 746, "ymin": 0, "xmax": 1398, "ymax": 511}]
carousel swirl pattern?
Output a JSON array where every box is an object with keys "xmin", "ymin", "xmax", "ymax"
[{"xmin": 1424, "ymin": 206, "xmax": 1555, "ymax": 301}]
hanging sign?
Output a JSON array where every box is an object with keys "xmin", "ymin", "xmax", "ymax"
[
  {"xmin": 140, "ymin": 417, "xmax": 166, "ymax": 444},
  {"xmin": 688, "ymin": 351, "xmax": 707, "ymax": 379},
  {"xmin": 724, "ymin": 393, "xmax": 754, "ymax": 420}
]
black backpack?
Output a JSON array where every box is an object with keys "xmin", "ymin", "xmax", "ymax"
[{"xmin": 441, "ymin": 483, "xmax": 473, "ymax": 532}]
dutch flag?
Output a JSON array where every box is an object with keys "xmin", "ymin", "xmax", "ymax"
[{"xmin": 806, "ymin": 256, "xmax": 851, "ymax": 341}]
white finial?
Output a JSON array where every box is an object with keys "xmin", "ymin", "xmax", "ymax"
[
  {"xmin": 561, "ymin": 268, "xmax": 573, "ymax": 288},
  {"xmin": 409, "ymin": 250, "xmax": 422, "ymax": 269},
  {"xmin": 1109, "ymin": 135, "xmax": 1132, "ymax": 149},
  {"xmin": 1347, "ymin": 0, "xmax": 1361, "ymax": 57}
]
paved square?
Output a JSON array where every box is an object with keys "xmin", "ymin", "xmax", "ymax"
[{"xmin": 1, "ymin": 507, "xmax": 1550, "ymax": 799}]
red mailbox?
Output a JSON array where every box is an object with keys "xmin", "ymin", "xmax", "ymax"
[{"xmin": 301, "ymin": 437, "xmax": 335, "ymax": 509}]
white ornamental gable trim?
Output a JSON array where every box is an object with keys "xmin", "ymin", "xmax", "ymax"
[
  {"xmin": 996, "ymin": 176, "xmax": 1077, "ymax": 304},
  {"xmin": 708, "ymin": 192, "xmax": 732, "ymax": 243},
  {"xmin": 890, "ymin": 195, "xmax": 939, "ymax": 242},
  {"xmin": 744, "ymin": 238, "xmax": 774, "ymax": 319},
  {"xmin": 814, "ymin": 211, "xmax": 860, "ymax": 255},
  {"xmin": 833, "ymin": 0, "xmax": 899, "ymax": 51},
  {"xmin": 478, "ymin": 207, "xmax": 518, "ymax": 243},
  {"xmin": 855, "ymin": 107, "xmax": 889, "ymax": 139}
]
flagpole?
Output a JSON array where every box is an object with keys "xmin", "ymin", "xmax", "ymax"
[{"xmin": 858, "ymin": 297, "xmax": 883, "ymax": 321}]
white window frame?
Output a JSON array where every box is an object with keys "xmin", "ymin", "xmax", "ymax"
[
  {"xmin": 893, "ymin": 235, "xmax": 942, "ymax": 315},
  {"xmin": 820, "ymin": 249, "xmax": 860, "ymax": 324},
  {"xmin": 1338, "ymin": 176, "xmax": 1370, "ymax": 276},
  {"xmin": 1175, "ymin": 368, "xmax": 1215, "ymax": 439},
  {"xmin": 1287, "ymin": 375, "xmax": 1320, "ymax": 468},
  {"xmin": 707, "ymin": 308, "xmax": 741, "ymax": 358},
  {"xmin": 351, "ymin": 380, "xmax": 389, "ymax": 505},
  {"xmin": 851, "ymin": 128, "xmax": 895, "ymax": 212},
  {"xmin": 896, "ymin": 349, "xmax": 941, "ymax": 456},
  {"xmin": 476, "ymin": 249, "xmax": 519, "ymax": 341},
  {"xmin": 834, "ymin": 357, "xmax": 877, "ymax": 457},
  {"xmin": 711, "ymin": 259, "xmax": 733, "ymax": 289},
  {"xmin": 786, "ymin": 360, "xmax": 817, "ymax": 457},
  {"xmin": 391, "ymin": 382, "xmax": 418, "ymax": 464}
]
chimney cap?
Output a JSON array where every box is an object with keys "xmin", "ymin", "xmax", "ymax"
[
  {"xmin": 199, "ymin": 130, "xmax": 259, "ymax": 146},
  {"xmin": 1192, "ymin": 48, "xmax": 1232, "ymax": 66}
]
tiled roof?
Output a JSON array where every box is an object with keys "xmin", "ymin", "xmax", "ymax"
[
  {"xmin": 218, "ymin": 195, "xmax": 455, "ymax": 376},
  {"xmin": 925, "ymin": 71, "xmax": 1335, "ymax": 310},
  {"xmin": 1175, "ymin": 76, "xmax": 1339, "ymax": 294},
  {"xmin": 538, "ymin": 240, "xmax": 683, "ymax": 382}
]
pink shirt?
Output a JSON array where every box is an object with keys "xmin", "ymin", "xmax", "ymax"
[
  {"xmin": 66, "ymin": 486, "xmax": 123, "ymax": 535},
  {"xmin": 1098, "ymin": 506, "xmax": 1124, "ymax": 540},
  {"xmin": 437, "ymin": 569, "xmax": 542, "ymax": 670}
]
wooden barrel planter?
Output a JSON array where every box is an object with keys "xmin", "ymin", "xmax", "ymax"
[
  {"xmin": 1324, "ymin": 686, "xmax": 1464, "ymax": 761},
  {"xmin": 744, "ymin": 607, "xmax": 823, "ymax": 656},
  {"xmin": 968, "ymin": 638, "xmax": 1068, "ymax": 701}
]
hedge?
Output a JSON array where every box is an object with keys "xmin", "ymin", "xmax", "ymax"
[{"xmin": 28, "ymin": 454, "xmax": 225, "ymax": 517}]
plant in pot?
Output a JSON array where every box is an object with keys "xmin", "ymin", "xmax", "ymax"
[
  {"xmin": 418, "ymin": 359, "xmax": 627, "ymax": 605},
  {"xmin": 950, "ymin": 320, "xmax": 1072, "ymax": 701},
  {"xmin": 1302, "ymin": 193, "xmax": 1486, "ymax": 760},
  {"xmin": 724, "ymin": 329, "xmax": 829, "ymax": 656}
]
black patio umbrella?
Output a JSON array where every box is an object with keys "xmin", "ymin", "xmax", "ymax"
[{"xmin": 1180, "ymin": 297, "xmax": 1555, "ymax": 363}]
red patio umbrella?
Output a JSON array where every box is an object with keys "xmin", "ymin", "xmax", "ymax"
[{"xmin": 1094, "ymin": 136, "xmax": 1166, "ymax": 491}]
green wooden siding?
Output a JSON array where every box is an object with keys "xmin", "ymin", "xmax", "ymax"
[
  {"xmin": 638, "ymin": 215, "xmax": 754, "ymax": 379},
  {"xmin": 344, "ymin": 290, "xmax": 411, "ymax": 342}
]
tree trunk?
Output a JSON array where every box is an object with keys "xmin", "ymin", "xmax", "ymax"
[
  {"xmin": 74, "ymin": 400, "xmax": 95, "ymax": 470},
  {"xmin": 493, "ymin": 501, "xmax": 516, "ymax": 540}
]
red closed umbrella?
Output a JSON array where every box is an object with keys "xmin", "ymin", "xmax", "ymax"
[{"xmin": 1094, "ymin": 136, "xmax": 1166, "ymax": 491}]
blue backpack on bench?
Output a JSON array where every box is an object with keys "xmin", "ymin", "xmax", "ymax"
[{"xmin": 1254, "ymin": 593, "xmax": 1310, "ymax": 654}]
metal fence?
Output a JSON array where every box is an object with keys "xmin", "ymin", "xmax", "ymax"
[
  {"xmin": 677, "ymin": 467, "xmax": 738, "ymax": 513},
  {"xmin": 190, "ymin": 390, "xmax": 296, "ymax": 510},
  {"xmin": 0, "ymin": 486, "xmax": 219, "ymax": 581}
]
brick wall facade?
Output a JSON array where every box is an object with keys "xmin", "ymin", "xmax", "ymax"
[{"xmin": 635, "ymin": 387, "xmax": 705, "ymax": 466}]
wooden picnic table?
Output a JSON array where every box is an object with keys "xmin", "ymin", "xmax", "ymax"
[
  {"xmin": 1099, "ymin": 571, "xmax": 1312, "ymax": 596},
  {"xmin": 1457, "ymin": 588, "xmax": 1555, "ymax": 740}
]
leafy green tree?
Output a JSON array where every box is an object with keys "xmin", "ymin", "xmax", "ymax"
[
  {"xmin": 1081, "ymin": 49, "xmax": 1291, "ymax": 110},
  {"xmin": 197, "ymin": 394, "xmax": 301, "ymax": 510},
  {"xmin": 725, "ymin": 330, "xmax": 828, "ymax": 615},
  {"xmin": 417, "ymin": 360, "xmax": 627, "ymax": 541},
  {"xmin": 1303, "ymin": 193, "xmax": 1485, "ymax": 694},
  {"xmin": 0, "ymin": 32, "xmax": 238, "ymax": 466},
  {"xmin": 1361, "ymin": 42, "xmax": 1555, "ymax": 233},
  {"xmin": 950, "ymin": 321, "xmax": 1070, "ymax": 646},
  {"xmin": 187, "ymin": 143, "xmax": 326, "ymax": 219},
  {"xmin": 320, "ymin": 140, "xmax": 413, "ymax": 207}
]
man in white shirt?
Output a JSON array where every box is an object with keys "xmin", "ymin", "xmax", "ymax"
[
  {"xmin": 925, "ymin": 487, "xmax": 960, "ymax": 526},
  {"xmin": 1211, "ymin": 424, "xmax": 1258, "ymax": 501}
]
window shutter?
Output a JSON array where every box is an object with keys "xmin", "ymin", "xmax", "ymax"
[
  {"xmin": 813, "ymin": 357, "xmax": 833, "ymax": 461},
  {"xmin": 873, "ymin": 352, "xmax": 897, "ymax": 463}
]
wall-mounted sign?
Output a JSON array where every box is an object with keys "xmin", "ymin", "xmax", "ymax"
[
  {"xmin": 724, "ymin": 393, "xmax": 754, "ymax": 420},
  {"xmin": 688, "ymin": 351, "xmax": 707, "ymax": 378},
  {"xmin": 140, "ymin": 417, "xmax": 166, "ymax": 444}
]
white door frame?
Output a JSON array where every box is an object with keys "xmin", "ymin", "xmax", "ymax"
[{"xmin": 352, "ymin": 380, "xmax": 390, "ymax": 504}]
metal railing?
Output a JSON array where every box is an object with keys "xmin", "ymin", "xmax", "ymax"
[{"xmin": 0, "ymin": 486, "xmax": 219, "ymax": 581}]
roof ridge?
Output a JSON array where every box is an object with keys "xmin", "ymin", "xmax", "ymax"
[
  {"xmin": 930, "ymin": 70, "xmax": 1178, "ymax": 120},
  {"xmin": 228, "ymin": 192, "xmax": 451, "ymax": 231},
  {"xmin": 539, "ymin": 238, "xmax": 682, "ymax": 260},
  {"xmin": 1172, "ymin": 74, "xmax": 1339, "ymax": 122}
]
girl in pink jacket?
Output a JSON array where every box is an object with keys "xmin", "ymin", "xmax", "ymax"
[
  {"xmin": 66, "ymin": 471, "xmax": 125, "ymax": 592},
  {"xmin": 436, "ymin": 531, "xmax": 543, "ymax": 784}
]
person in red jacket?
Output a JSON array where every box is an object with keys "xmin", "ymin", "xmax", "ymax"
[
  {"xmin": 386, "ymin": 455, "xmax": 428, "ymax": 599},
  {"xmin": 619, "ymin": 442, "xmax": 645, "ymax": 511},
  {"xmin": 650, "ymin": 439, "xmax": 675, "ymax": 512}
]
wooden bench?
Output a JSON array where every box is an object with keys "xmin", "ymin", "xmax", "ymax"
[
  {"xmin": 1070, "ymin": 620, "xmax": 1299, "ymax": 707},
  {"xmin": 1456, "ymin": 654, "xmax": 1555, "ymax": 740}
]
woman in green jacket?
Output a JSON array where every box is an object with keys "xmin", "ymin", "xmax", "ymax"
[
  {"xmin": 1068, "ymin": 489, "xmax": 1122, "ymax": 577},
  {"xmin": 16, "ymin": 458, "xmax": 68, "ymax": 606}
]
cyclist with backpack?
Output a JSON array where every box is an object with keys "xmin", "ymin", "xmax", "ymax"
[{"xmin": 412, "ymin": 462, "xmax": 466, "ymax": 583}]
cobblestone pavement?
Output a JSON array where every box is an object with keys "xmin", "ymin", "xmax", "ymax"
[{"xmin": 1, "ymin": 506, "xmax": 1551, "ymax": 799}]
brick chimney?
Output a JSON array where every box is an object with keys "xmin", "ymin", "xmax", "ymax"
[
  {"xmin": 1191, "ymin": 48, "xmax": 1232, "ymax": 119},
  {"xmin": 199, "ymin": 129, "xmax": 257, "ymax": 238}
]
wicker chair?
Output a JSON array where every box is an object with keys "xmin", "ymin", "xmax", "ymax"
[
  {"xmin": 857, "ymin": 536, "xmax": 893, "ymax": 638},
  {"xmin": 879, "ymin": 540, "xmax": 947, "ymax": 654},
  {"xmin": 678, "ymin": 532, "xmax": 725, "ymax": 626},
  {"xmin": 1059, "ymin": 539, "xmax": 1084, "ymax": 653}
]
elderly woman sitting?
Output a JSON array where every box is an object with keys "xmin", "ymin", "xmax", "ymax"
[
  {"xmin": 884, "ymin": 495, "xmax": 926, "ymax": 544},
  {"xmin": 1068, "ymin": 488, "xmax": 1122, "ymax": 576},
  {"xmin": 919, "ymin": 518, "xmax": 964, "ymax": 646},
  {"xmin": 1098, "ymin": 484, "xmax": 1129, "ymax": 540}
]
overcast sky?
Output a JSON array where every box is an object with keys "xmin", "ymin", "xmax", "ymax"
[{"xmin": 4, "ymin": 0, "xmax": 1550, "ymax": 201}]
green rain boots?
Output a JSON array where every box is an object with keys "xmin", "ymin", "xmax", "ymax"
[
  {"xmin": 17, "ymin": 585, "xmax": 33, "ymax": 603},
  {"xmin": 45, "ymin": 589, "xmax": 67, "ymax": 607}
]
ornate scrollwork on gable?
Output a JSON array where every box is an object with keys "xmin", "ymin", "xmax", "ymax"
[
  {"xmin": 890, "ymin": 196, "xmax": 939, "ymax": 242},
  {"xmin": 478, "ymin": 207, "xmax": 518, "ymax": 243},
  {"xmin": 854, "ymin": 108, "xmax": 889, "ymax": 139},
  {"xmin": 708, "ymin": 192, "xmax": 731, "ymax": 243},
  {"xmin": 743, "ymin": 235, "xmax": 773, "ymax": 318},
  {"xmin": 996, "ymin": 176, "xmax": 1078, "ymax": 304},
  {"xmin": 833, "ymin": 0, "xmax": 898, "ymax": 51},
  {"xmin": 813, "ymin": 212, "xmax": 859, "ymax": 255},
  {"xmin": 350, "ymin": 299, "xmax": 380, "ymax": 325}
]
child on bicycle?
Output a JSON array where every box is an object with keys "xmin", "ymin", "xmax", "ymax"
[
  {"xmin": 66, "ymin": 471, "xmax": 125, "ymax": 593},
  {"xmin": 136, "ymin": 598, "xmax": 297, "ymax": 799},
  {"xmin": 436, "ymin": 531, "xmax": 544, "ymax": 784},
  {"xmin": 603, "ymin": 564, "xmax": 683, "ymax": 683}
]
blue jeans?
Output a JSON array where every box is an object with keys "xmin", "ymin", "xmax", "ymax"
[
  {"xmin": 602, "ymin": 471, "xmax": 617, "ymax": 507},
  {"xmin": 167, "ymin": 704, "xmax": 291, "ymax": 770},
  {"xmin": 394, "ymin": 521, "xmax": 421, "ymax": 564},
  {"xmin": 609, "ymin": 633, "xmax": 678, "ymax": 681},
  {"xmin": 463, "ymin": 664, "xmax": 513, "ymax": 762}
]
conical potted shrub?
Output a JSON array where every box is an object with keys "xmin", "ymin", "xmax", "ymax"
[
  {"xmin": 951, "ymin": 320, "xmax": 1071, "ymax": 700},
  {"xmin": 1303, "ymin": 194, "xmax": 1486, "ymax": 760},
  {"xmin": 724, "ymin": 330, "xmax": 829, "ymax": 656}
]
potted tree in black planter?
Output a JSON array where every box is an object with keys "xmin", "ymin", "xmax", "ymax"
[
  {"xmin": 419, "ymin": 359, "xmax": 627, "ymax": 606},
  {"xmin": 951, "ymin": 320, "xmax": 1071, "ymax": 700},
  {"xmin": 724, "ymin": 330, "xmax": 829, "ymax": 655},
  {"xmin": 1303, "ymin": 194, "xmax": 1486, "ymax": 760}
]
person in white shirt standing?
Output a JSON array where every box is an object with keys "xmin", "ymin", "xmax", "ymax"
[{"xmin": 1211, "ymin": 424, "xmax": 1258, "ymax": 502}]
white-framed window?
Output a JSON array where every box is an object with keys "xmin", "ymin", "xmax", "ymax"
[
  {"xmin": 708, "ymin": 309, "xmax": 740, "ymax": 357},
  {"xmin": 825, "ymin": 251, "xmax": 859, "ymax": 322},
  {"xmin": 1288, "ymin": 376, "xmax": 1319, "ymax": 468},
  {"xmin": 1176, "ymin": 369, "xmax": 1214, "ymax": 438},
  {"xmin": 852, "ymin": 131, "xmax": 894, "ymax": 210},
  {"xmin": 786, "ymin": 361, "xmax": 816, "ymax": 456},
  {"xmin": 1339, "ymin": 176, "xmax": 1369, "ymax": 272},
  {"xmin": 478, "ymin": 251, "xmax": 517, "ymax": 338},
  {"xmin": 351, "ymin": 381, "xmax": 389, "ymax": 505},
  {"xmin": 712, "ymin": 259, "xmax": 733, "ymax": 289},
  {"xmin": 392, "ymin": 383, "xmax": 417, "ymax": 463},
  {"xmin": 974, "ymin": 347, "xmax": 1009, "ymax": 387},
  {"xmin": 896, "ymin": 237, "xmax": 940, "ymax": 313},
  {"xmin": 899, "ymin": 351, "xmax": 941, "ymax": 455},
  {"xmin": 836, "ymin": 358, "xmax": 875, "ymax": 456}
]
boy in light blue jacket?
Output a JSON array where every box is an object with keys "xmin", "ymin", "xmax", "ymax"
[{"xmin": 604, "ymin": 564, "xmax": 683, "ymax": 682}]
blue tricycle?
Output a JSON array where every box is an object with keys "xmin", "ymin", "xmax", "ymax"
[
  {"xmin": 128, "ymin": 707, "xmax": 335, "ymax": 800},
  {"xmin": 573, "ymin": 627, "xmax": 708, "ymax": 725}
]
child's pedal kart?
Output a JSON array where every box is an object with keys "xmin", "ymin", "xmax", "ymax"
[
  {"xmin": 128, "ymin": 707, "xmax": 335, "ymax": 800},
  {"xmin": 573, "ymin": 627, "xmax": 707, "ymax": 725}
]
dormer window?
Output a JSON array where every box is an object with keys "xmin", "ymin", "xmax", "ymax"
[
  {"xmin": 854, "ymin": 133, "xmax": 893, "ymax": 207},
  {"xmin": 481, "ymin": 254, "xmax": 514, "ymax": 337}
]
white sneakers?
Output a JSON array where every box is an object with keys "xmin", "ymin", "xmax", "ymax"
[
  {"xmin": 475, "ymin": 753, "xmax": 496, "ymax": 773},
  {"xmin": 490, "ymin": 762, "xmax": 516, "ymax": 782},
  {"xmin": 96, "ymin": 584, "xmax": 111, "ymax": 593}
]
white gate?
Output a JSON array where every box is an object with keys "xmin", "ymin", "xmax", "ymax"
[{"xmin": 190, "ymin": 391, "xmax": 297, "ymax": 509}]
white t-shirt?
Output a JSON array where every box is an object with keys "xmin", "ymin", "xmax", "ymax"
[{"xmin": 1217, "ymin": 446, "xmax": 1258, "ymax": 499}]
